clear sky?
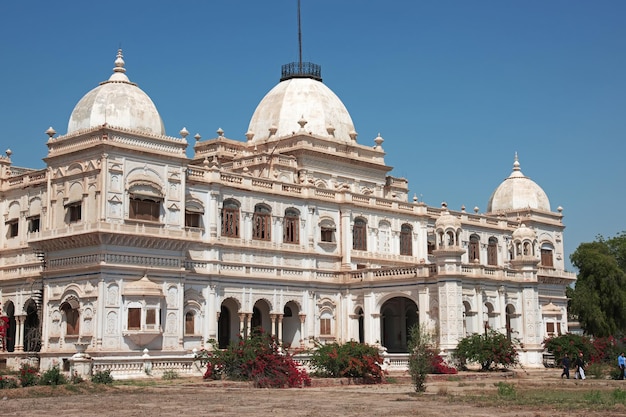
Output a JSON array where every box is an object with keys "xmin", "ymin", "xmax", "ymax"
[{"xmin": 1, "ymin": 1, "xmax": 624, "ymax": 271}]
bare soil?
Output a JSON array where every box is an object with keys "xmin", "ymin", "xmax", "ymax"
[{"xmin": 1, "ymin": 369, "xmax": 626, "ymax": 417}]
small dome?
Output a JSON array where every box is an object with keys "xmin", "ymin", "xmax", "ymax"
[
  {"xmin": 247, "ymin": 77, "xmax": 355, "ymax": 143},
  {"xmin": 512, "ymin": 223, "xmax": 536, "ymax": 241},
  {"xmin": 487, "ymin": 154, "xmax": 550, "ymax": 212},
  {"xmin": 67, "ymin": 50, "xmax": 165, "ymax": 135},
  {"xmin": 435, "ymin": 203, "xmax": 462, "ymax": 230}
]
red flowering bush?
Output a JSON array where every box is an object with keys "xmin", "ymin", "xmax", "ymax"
[
  {"xmin": 431, "ymin": 354, "xmax": 458, "ymax": 374},
  {"xmin": 18, "ymin": 363, "xmax": 39, "ymax": 387},
  {"xmin": 197, "ymin": 330, "xmax": 310, "ymax": 388},
  {"xmin": 543, "ymin": 333, "xmax": 595, "ymax": 365},
  {"xmin": 453, "ymin": 330, "xmax": 518, "ymax": 371},
  {"xmin": 309, "ymin": 341, "xmax": 386, "ymax": 383}
]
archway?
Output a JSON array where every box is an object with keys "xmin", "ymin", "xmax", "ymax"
[
  {"xmin": 357, "ymin": 308, "xmax": 364, "ymax": 344},
  {"xmin": 282, "ymin": 302, "xmax": 301, "ymax": 348},
  {"xmin": 380, "ymin": 297, "xmax": 418, "ymax": 353},
  {"xmin": 23, "ymin": 299, "xmax": 40, "ymax": 352},
  {"xmin": 4, "ymin": 302, "xmax": 15, "ymax": 352},
  {"xmin": 218, "ymin": 298, "xmax": 239, "ymax": 349},
  {"xmin": 251, "ymin": 299, "xmax": 271, "ymax": 336}
]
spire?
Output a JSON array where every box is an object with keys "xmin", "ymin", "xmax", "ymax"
[
  {"xmin": 513, "ymin": 152, "xmax": 521, "ymax": 172},
  {"xmin": 105, "ymin": 49, "xmax": 132, "ymax": 84},
  {"xmin": 280, "ymin": 0, "xmax": 322, "ymax": 82}
]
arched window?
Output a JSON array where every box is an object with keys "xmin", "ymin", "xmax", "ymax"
[
  {"xmin": 469, "ymin": 235, "xmax": 480, "ymax": 262},
  {"xmin": 221, "ymin": 199, "xmax": 240, "ymax": 237},
  {"xmin": 283, "ymin": 208, "xmax": 300, "ymax": 244},
  {"xmin": 320, "ymin": 311, "xmax": 333, "ymax": 336},
  {"xmin": 400, "ymin": 224, "xmax": 413, "ymax": 256},
  {"xmin": 252, "ymin": 204, "xmax": 271, "ymax": 241},
  {"xmin": 61, "ymin": 300, "xmax": 80, "ymax": 337},
  {"xmin": 487, "ymin": 237, "xmax": 498, "ymax": 266},
  {"xmin": 185, "ymin": 203, "xmax": 204, "ymax": 229},
  {"xmin": 129, "ymin": 196, "xmax": 161, "ymax": 222},
  {"xmin": 320, "ymin": 218, "xmax": 336, "ymax": 243},
  {"xmin": 353, "ymin": 217, "xmax": 367, "ymax": 251},
  {"xmin": 541, "ymin": 243, "xmax": 554, "ymax": 267}
]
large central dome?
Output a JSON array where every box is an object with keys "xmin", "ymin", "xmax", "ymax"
[
  {"xmin": 247, "ymin": 64, "xmax": 356, "ymax": 143},
  {"xmin": 487, "ymin": 154, "xmax": 551, "ymax": 213},
  {"xmin": 67, "ymin": 50, "xmax": 165, "ymax": 135}
]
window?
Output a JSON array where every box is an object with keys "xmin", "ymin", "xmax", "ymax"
[
  {"xmin": 129, "ymin": 197, "xmax": 160, "ymax": 222},
  {"xmin": 320, "ymin": 219, "xmax": 336, "ymax": 243},
  {"xmin": 61, "ymin": 302, "xmax": 80, "ymax": 336},
  {"xmin": 185, "ymin": 311, "xmax": 195, "ymax": 335},
  {"xmin": 469, "ymin": 235, "xmax": 480, "ymax": 262},
  {"xmin": 185, "ymin": 212, "xmax": 202, "ymax": 228},
  {"xmin": 487, "ymin": 237, "xmax": 498, "ymax": 266},
  {"xmin": 352, "ymin": 218, "xmax": 367, "ymax": 251},
  {"xmin": 546, "ymin": 322, "xmax": 555, "ymax": 336},
  {"xmin": 252, "ymin": 204, "xmax": 271, "ymax": 241},
  {"xmin": 128, "ymin": 308, "xmax": 141, "ymax": 330},
  {"xmin": 283, "ymin": 208, "xmax": 300, "ymax": 244},
  {"xmin": 28, "ymin": 216, "xmax": 40, "ymax": 233},
  {"xmin": 67, "ymin": 202, "xmax": 82, "ymax": 223},
  {"xmin": 146, "ymin": 308, "xmax": 157, "ymax": 330},
  {"xmin": 221, "ymin": 199, "xmax": 240, "ymax": 237},
  {"xmin": 6, "ymin": 220, "xmax": 18, "ymax": 238},
  {"xmin": 400, "ymin": 224, "xmax": 413, "ymax": 256},
  {"xmin": 320, "ymin": 317, "xmax": 331, "ymax": 335},
  {"xmin": 541, "ymin": 245, "xmax": 554, "ymax": 267}
]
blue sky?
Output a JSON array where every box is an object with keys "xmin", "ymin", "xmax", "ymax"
[{"xmin": 1, "ymin": 1, "xmax": 625, "ymax": 271}]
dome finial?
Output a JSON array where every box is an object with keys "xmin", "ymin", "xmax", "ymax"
[
  {"xmin": 513, "ymin": 152, "xmax": 520, "ymax": 171},
  {"xmin": 113, "ymin": 49, "xmax": 126, "ymax": 74}
]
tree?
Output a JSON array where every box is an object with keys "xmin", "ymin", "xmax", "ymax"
[
  {"xmin": 407, "ymin": 325, "xmax": 435, "ymax": 392},
  {"xmin": 569, "ymin": 232, "xmax": 626, "ymax": 337},
  {"xmin": 453, "ymin": 330, "xmax": 518, "ymax": 371}
]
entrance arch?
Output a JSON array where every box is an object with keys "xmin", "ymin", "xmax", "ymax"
[
  {"xmin": 218, "ymin": 298, "xmax": 239, "ymax": 349},
  {"xmin": 4, "ymin": 301, "xmax": 15, "ymax": 352},
  {"xmin": 24, "ymin": 299, "xmax": 40, "ymax": 352},
  {"xmin": 282, "ymin": 301, "xmax": 301, "ymax": 348},
  {"xmin": 380, "ymin": 297, "xmax": 418, "ymax": 353},
  {"xmin": 251, "ymin": 299, "xmax": 272, "ymax": 335}
]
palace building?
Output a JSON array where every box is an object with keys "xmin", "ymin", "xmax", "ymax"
[{"xmin": 0, "ymin": 50, "xmax": 575, "ymax": 372}]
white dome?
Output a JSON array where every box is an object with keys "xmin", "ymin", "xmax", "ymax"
[
  {"xmin": 247, "ymin": 77, "xmax": 356, "ymax": 143},
  {"xmin": 67, "ymin": 50, "xmax": 165, "ymax": 135},
  {"xmin": 435, "ymin": 204, "xmax": 462, "ymax": 230},
  {"xmin": 487, "ymin": 155, "xmax": 551, "ymax": 212}
]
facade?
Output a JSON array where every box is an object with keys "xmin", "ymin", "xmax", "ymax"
[{"xmin": 0, "ymin": 50, "xmax": 575, "ymax": 371}]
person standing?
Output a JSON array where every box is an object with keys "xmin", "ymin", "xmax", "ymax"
[
  {"xmin": 574, "ymin": 352, "xmax": 586, "ymax": 380},
  {"xmin": 561, "ymin": 353, "xmax": 571, "ymax": 379},
  {"xmin": 618, "ymin": 352, "xmax": 625, "ymax": 380}
]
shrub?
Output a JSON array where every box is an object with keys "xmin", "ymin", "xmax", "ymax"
[
  {"xmin": 431, "ymin": 354, "xmax": 458, "ymax": 375},
  {"xmin": 407, "ymin": 325, "xmax": 435, "ymax": 392},
  {"xmin": 91, "ymin": 369, "xmax": 114, "ymax": 384},
  {"xmin": 161, "ymin": 369, "xmax": 179, "ymax": 380},
  {"xmin": 18, "ymin": 363, "xmax": 39, "ymax": 387},
  {"xmin": 198, "ymin": 329, "xmax": 310, "ymax": 388},
  {"xmin": 0, "ymin": 375, "xmax": 18, "ymax": 389},
  {"xmin": 39, "ymin": 366, "xmax": 67, "ymax": 386},
  {"xmin": 496, "ymin": 382, "xmax": 516, "ymax": 398},
  {"xmin": 453, "ymin": 330, "xmax": 518, "ymax": 371},
  {"xmin": 70, "ymin": 371, "xmax": 85, "ymax": 384},
  {"xmin": 543, "ymin": 333, "xmax": 595, "ymax": 365},
  {"xmin": 309, "ymin": 341, "xmax": 385, "ymax": 383}
]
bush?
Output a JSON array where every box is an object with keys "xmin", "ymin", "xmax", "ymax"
[
  {"xmin": 91, "ymin": 369, "xmax": 114, "ymax": 384},
  {"xmin": 39, "ymin": 366, "xmax": 67, "ymax": 386},
  {"xmin": 407, "ymin": 326, "xmax": 435, "ymax": 392},
  {"xmin": 543, "ymin": 334, "xmax": 595, "ymax": 365},
  {"xmin": 496, "ymin": 382, "xmax": 517, "ymax": 398},
  {"xmin": 18, "ymin": 363, "xmax": 39, "ymax": 387},
  {"xmin": 309, "ymin": 341, "xmax": 386, "ymax": 383},
  {"xmin": 161, "ymin": 369, "xmax": 179, "ymax": 380},
  {"xmin": 0, "ymin": 375, "xmax": 18, "ymax": 389},
  {"xmin": 198, "ymin": 329, "xmax": 310, "ymax": 388},
  {"xmin": 453, "ymin": 330, "xmax": 518, "ymax": 371}
]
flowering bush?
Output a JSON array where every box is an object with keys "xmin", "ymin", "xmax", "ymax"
[
  {"xmin": 453, "ymin": 330, "xmax": 518, "ymax": 371},
  {"xmin": 431, "ymin": 354, "xmax": 458, "ymax": 374},
  {"xmin": 0, "ymin": 375, "xmax": 18, "ymax": 389},
  {"xmin": 198, "ymin": 330, "xmax": 310, "ymax": 388},
  {"xmin": 39, "ymin": 366, "xmax": 67, "ymax": 386},
  {"xmin": 543, "ymin": 333, "xmax": 595, "ymax": 365},
  {"xmin": 18, "ymin": 363, "xmax": 39, "ymax": 387},
  {"xmin": 309, "ymin": 341, "xmax": 386, "ymax": 383}
]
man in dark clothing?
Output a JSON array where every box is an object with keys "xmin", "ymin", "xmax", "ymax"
[{"xmin": 561, "ymin": 353, "xmax": 570, "ymax": 379}]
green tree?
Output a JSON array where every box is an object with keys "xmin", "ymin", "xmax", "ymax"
[
  {"xmin": 407, "ymin": 325, "xmax": 436, "ymax": 392},
  {"xmin": 569, "ymin": 232, "xmax": 626, "ymax": 337},
  {"xmin": 453, "ymin": 330, "xmax": 518, "ymax": 371}
]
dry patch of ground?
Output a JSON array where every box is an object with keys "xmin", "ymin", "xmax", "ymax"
[{"xmin": 1, "ymin": 369, "xmax": 626, "ymax": 417}]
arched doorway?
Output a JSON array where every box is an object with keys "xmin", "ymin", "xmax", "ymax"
[
  {"xmin": 282, "ymin": 301, "xmax": 301, "ymax": 348},
  {"xmin": 4, "ymin": 302, "xmax": 16, "ymax": 352},
  {"xmin": 357, "ymin": 308, "xmax": 364, "ymax": 344},
  {"xmin": 218, "ymin": 298, "xmax": 239, "ymax": 349},
  {"xmin": 251, "ymin": 300, "xmax": 272, "ymax": 336},
  {"xmin": 23, "ymin": 299, "xmax": 40, "ymax": 352},
  {"xmin": 380, "ymin": 297, "xmax": 418, "ymax": 353}
]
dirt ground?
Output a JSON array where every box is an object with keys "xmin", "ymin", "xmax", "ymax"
[{"xmin": 1, "ymin": 369, "xmax": 626, "ymax": 417}]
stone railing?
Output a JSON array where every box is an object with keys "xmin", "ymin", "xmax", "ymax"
[{"xmin": 91, "ymin": 351, "xmax": 204, "ymax": 380}]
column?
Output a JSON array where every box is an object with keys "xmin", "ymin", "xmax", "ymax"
[
  {"xmin": 15, "ymin": 315, "xmax": 25, "ymax": 352},
  {"xmin": 238, "ymin": 313, "xmax": 246, "ymax": 337},
  {"xmin": 277, "ymin": 314, "xmax": 284, "ymax": 343},
  {"xmin": 270, "ymin": 314, "xmax": 277, "ymax": 337},
  {"xmin": 298, "ymin": 314, "xmax": 306, "ymax": 347}
]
